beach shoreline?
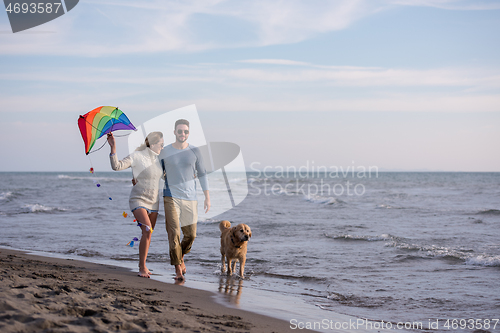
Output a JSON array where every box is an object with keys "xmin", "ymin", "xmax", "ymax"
[{"xmin": 0, "ymin": 248, "xmax": 318, "ymax": 333}]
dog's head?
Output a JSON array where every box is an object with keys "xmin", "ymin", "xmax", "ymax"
[{"xmin": 232, "ymin": 224, "xmax": 252, "ymax": 242}]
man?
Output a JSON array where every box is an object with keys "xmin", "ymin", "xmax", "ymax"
[{"xmin": 160, "ymin": 119, "xmax": 210, "ymax": 281}]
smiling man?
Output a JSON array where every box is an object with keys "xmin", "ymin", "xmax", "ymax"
[{"xmin": 159, "ymin": 119, "xmax": 210, "ymax": 281}]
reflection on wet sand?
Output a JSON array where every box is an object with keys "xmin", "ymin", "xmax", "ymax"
[{"xmin": 218, "ymin": 276, "xmax": 244, "ymax": 305}]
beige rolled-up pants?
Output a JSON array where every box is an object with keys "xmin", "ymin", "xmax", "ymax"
[{"xmin": 163, "ymin": 196, "xmax": 197, "ymax": 266}]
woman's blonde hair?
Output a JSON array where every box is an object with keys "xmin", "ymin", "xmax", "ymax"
[{"xmin": 136, "ymin": 131, "xmax": 163, "ymax": 151}]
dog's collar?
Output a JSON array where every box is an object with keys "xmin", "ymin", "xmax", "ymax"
[{"xmin": 231, "ymin": 237, "xmax": 241, "ymax": 249}]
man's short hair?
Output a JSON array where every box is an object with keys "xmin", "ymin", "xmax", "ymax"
[{"xmin": 175, "ymin": 119, "xmax": 189, "ymax": 130}]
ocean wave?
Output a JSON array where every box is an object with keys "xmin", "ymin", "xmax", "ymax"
[
  {"xmin": 305, "ymin": 194, "xmax": 344, "ymax": 205},
  {"xmin": 375, "ymin": 204, "xmax": 410, "ymax": 209},
  {"xmin": 376, "ymin": 204, "xmax": 396, "ymax": 209},
  {"xmin": 262, "ymin": 272, "xmax": 328, "ymax": 283},
  {"xmin": 386, "ymin": 193, "xmax": 409, "ymax": 199},
  {"xmin": 247, "ymin": 177, "xmax": 257, "ymax": 184},
  {"xmin": 110, "ymin": 255, "xmax": 138, "ymax": 262},
  {"xmin": 465, "ymin": 255, "xmax": 500, "ymax": 267},
  {"xmin": 58, "ymin": 174, "xmax": 94, "ymax": 181},
  {"xmin": 198, "ymin": 218, "xmax": 225, "ymax": 224},
  {"xmin": 65, "ymin": 248, "xmax": 102, "ymax": 257},
  {"xmin": 387, "ymin": 240, "xmax": 499, "ymax": 266},
  {"xmin": 0, "ymin": 191, "xmax": 13, "ymax": 201},
  {"xmin": 19, "ymin": 204, "xmax": 67, "ymax": 213},
  {"xmin": 337, "ymin": 224, "xmax": 368, "ymax": 230},
  {"xmin": 476, "ymin": 209, "xmax": 500, "ymax": 216},
  {"xmin": 228, "ymin": 177, "xmax": 247, "ymax": 183},
  {"xmin": 22, "ymin": 204, "xmax": 67, "ymax": 213},
  {"xmin": 57, "ymin": 174, "xmax": 128, "ymax": 182},
  {"xmin": 325, "ymin": 233, "xmax": 393, "ymax": 242},
  {"xmin": 387, "ymin": 240, "xmax": 469, "ymax": 257},
  {"xmin": 387, "ymin": 241, "xmax": 425, "ymax": 252},
  {"xmin": 325, "ymin": 290, "xmax": 394, "ymax": 308}
]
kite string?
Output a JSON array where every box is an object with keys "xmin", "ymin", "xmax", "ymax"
[
  {"xmin": 88, "ymin": 131, "xmax": 130, "ymax": 154},
  {"xmin": 87, "ymin": 154, "xmax": 113, "ymax": 201},
  {"xmin": 87, "ymin": 155, "xmax": 147, "ymax": 246},
  {"xmin": 90, "ymin": 140, "xmax": 108, "ymax": 154},
  {"xmin": 88, "ymin": 134, "xmax": 129, "ymax": 154}
]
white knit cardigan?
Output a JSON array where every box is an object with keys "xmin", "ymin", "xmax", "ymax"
[{"xmin": 110, "ymin": 148, "xmax": 163, "ymax": 211}]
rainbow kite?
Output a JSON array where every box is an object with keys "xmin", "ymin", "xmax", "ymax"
[{"xmin": 78, "ymin": 106, "xmax": 136, "ymax": 155}]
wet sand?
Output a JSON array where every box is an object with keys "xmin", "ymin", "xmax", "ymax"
[{"xmin": 0, "ymin": 248, "xmax": 317, "ymax": 332}]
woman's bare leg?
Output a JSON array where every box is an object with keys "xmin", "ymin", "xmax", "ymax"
[
  {"xmin": 132, "ymin": 208, "xmax": 154, "ymax": 278},
  {"xmin": 144, "ymin": 212, "xmax": 158, "ymax": 275}
]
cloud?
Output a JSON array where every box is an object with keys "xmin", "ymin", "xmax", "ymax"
[
  {"xmin": 2, "ymin": 61, "xmax": 499, "ymax": 88},
  {"xmin": 0, "ymin": 0, "xmax": 385, "ymax": 56},
  {"xmin": 2, "ymin": 85, "xmax": 499, "ymax": 114},
  {"xmin": 174, "ymin": 94, "xmax": 500, "ymax": 113},
  {"xmin": 237, "ymin": 59, "xmax": 312, "ymax": 66},
  {"xmin": 1, "ymin": 0, "xmax": 496, "ymax": 56},
  {"xmin": 388, "ymin": 0, "xmax": 500, "ymax": 10},
  {"xmin": 1, "ymin": 60, "xmax": 499, "ymax": 114},
  {"xmin": 220, "ymin": 66, "xmax": 500, "ymax": 88},
  {"xmin": 237, "ymin": 59, "xmax": 381, "ymax": 70}
]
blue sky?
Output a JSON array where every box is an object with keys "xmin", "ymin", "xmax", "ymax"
[{"xmin": 0, "ymin": 0, "xmax": 499, "ymax": 171}]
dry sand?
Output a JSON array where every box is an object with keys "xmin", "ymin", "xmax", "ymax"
[{"xmin": 0, "ymin": 248, "xmax": 317, "ymax": 333}]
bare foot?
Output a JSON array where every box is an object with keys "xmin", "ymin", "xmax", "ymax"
[
  {"xmin": 139, "ymin": 264, "xmax": 152, "ymax": 276},
  {"xmin": 180, "ymin": 260, "xmax": 186, "ymax": 275},
  {"xmin": 174, "ymin": 264, "xmax": 184, "ymax": 281},
  {"xmin": 138, "ymin": 269, "xmax": 150, "ymax": 278}
]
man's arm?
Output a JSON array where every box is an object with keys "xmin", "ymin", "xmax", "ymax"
[
  {"xmin": 192, "ymin": 147, "xmax": 210, "ymax": 212},
  {"xmin": 203, "ymin": 190, "xmax": 210, "ymax": 213}
]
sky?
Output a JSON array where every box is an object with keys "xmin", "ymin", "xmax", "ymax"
[{"xmin": 0, "ymin": 0, "xmax": 499, "ymax": 172}]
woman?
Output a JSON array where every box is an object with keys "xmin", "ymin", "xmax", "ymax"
[{"xmin": 107, "ymin": 131, "xmax": 164, "ymax": 278}]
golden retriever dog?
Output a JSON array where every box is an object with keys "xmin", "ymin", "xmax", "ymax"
[{"xmin": 219, "ymin": 220, "xmax": 252, "ymax": 278}]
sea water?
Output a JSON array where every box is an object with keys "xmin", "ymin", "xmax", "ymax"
[{"xmin": 0, "ymin": 171, "xmax": 499, "ymax": 332}]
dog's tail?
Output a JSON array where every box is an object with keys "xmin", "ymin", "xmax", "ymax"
[{"xmin": 219, "ymin": 220, "xmax": 231, "ymax": 232}]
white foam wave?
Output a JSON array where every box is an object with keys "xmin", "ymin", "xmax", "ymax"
[
  {"xmin": 0, "ymin": 191, "xmax": 13, "ymax": 200},
  {"xmin": 228, "ymin": 177, "xmax": 247, "ymax": 183},
  {"xmin": 198, "ymin": 218, "xmax": 222, "ymax": 224},
  {"xmin": 305, "ymin": 194, "xmax": 344, "ymax": 205},
  {"xmin": 65, "ymin": 248, "xmax": 102, "ymax": 257},
  {"xmin": 386, "ymin": 241, "xmax": 462, "ymax": 256},
  {"xmin": 23, "ymin": 204, "xmax": 67, "ymax": 213},
  {"xmin": 465, "ymin": 255, "xmax": 500, "ymax": 267},
  {"xmin": 57, "ymin": 174, "xmax": 127, "ymax": 182},
  {"xmin": 386, "ymin": 241, "xmax": 500, "ymax": 266},
  {"xmin": 58, "ymin": 174, "xmax": 87, "ymax": 180},
  {"xmin": 387, "ymin": 241, "xmax": 422, "ymax": 251},
  {"xmin": 328, "ymin": 233, "xmax": 393, "ymax": 241},
  {"xmin": 376, "ymin": 204, "xmax": 407, "ymax": 209}
]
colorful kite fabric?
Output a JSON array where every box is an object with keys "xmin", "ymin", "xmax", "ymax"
[{"xmin": 78, "ymin": 106, "xmax": 136, "ymax": 155}]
